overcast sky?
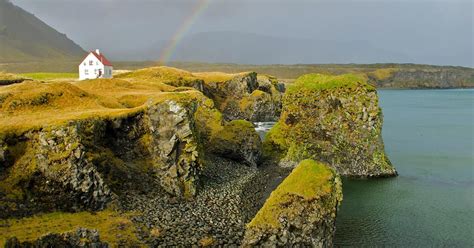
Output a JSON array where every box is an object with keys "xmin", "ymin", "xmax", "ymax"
[{"xmin": 11, "ymin": 0, "xmax": 473, "ymax": 67}]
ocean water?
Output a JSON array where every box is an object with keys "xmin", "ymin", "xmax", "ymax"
[{"xmin": 334, "ymin": 89, "xmax": 474, "ymax": 247}]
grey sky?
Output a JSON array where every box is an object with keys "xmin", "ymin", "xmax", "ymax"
[{"xmin": 11, "ymin": 0, "xmax": 473, "ymax": 66}]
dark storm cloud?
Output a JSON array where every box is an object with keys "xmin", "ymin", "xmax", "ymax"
[{"xmin": 10, "ymin": 0, "xmax": 473, "ymax": 66}]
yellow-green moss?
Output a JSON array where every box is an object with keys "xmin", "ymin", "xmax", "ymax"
[
  {"xmin": 0, "ymin": 141, "xmax": 37, "ymax": 199},
  {"xmin": 289, "ymin": 73, "xmax": 374, "ymax": 94},
  {"xmin": 218, "ymin": 120, "xmax": 254, "ymax": 142},
  {"xmin": 0, "ymin": 209, "xmax": 142, "ymax": 247},
  {"xmin": 116, "ymin": 66, "xmax": 201, "ymax": 87},
  {"xmin": 194, "ymin": 99, "xmax": 224, "ymax": 142},
  {"xmin": 247, "ymin": 159, "xmax": 334, "ymax": 228},
  {"xmin": 193, "ymin": 71, "xmax": 236, "ymax": 83},
  {"xmin": 262, "ymin": 122, "xmax": 287, "ymax": 159},
  {"xmin": 0, "ymin": 78, "xmax": 204, "ymax": 136}
]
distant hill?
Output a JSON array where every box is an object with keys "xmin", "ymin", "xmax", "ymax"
[
  {"xmin": 0, "ymin": 0, "xmax": 85, "ymax": 62},
  {"xmin": 109, "ymin": 31, "xmax": 408, "ymax": 64}
]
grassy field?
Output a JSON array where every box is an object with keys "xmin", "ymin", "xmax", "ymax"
[{"xmin": 20, "ymin": 72, "xmax": 78, "ymax": 80}]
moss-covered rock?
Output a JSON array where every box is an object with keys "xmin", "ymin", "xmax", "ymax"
[
  {"xmin": 264, "ymin": 73, "xmax": 397, "ymax": 177},
  {"xmin": 0, "ymin": 209, "xmax": 141, "ymax": 247},
  {"xmin": 200, "ymin": 72, "xmax": 283, "ymax": 122},
  {"xmin": 0, "ymin": 94, "xmax": 212, "ymax": 216},
  {"xmin": 242, "ymin": 159, "xmax": 342, "ymax": 247},
  {"xmin": 5, "ymin": 228, "xmax": 108, "ymax": 248},
  {"xmin": 209, "ymin": 120, "xmax": 262, "ymax": 167}
]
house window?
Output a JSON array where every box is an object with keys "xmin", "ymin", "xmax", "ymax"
[
  {"xmin": 83, "ymin": 62, "xmax": 86, "ymax": 66},
  {"xmin": 89, "ymin": 60, "xmax": 93, "ymax": 65},
  {"xmin": 85, "ymin": 69, "xmax": 88, "ymax": 75},
  {"xmin": 96, "ymin": 61, "xmax": 99, "ymax": 65}
]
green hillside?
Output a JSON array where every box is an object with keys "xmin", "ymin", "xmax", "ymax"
[{"xmin": 0, "ymin": 0, "xmax": 85, "ymax": 62}]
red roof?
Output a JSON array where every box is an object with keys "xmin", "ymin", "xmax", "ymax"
[
  {"xmin": 79, "ymin": 51, "xmax": 113, "ymax": 66},
  {"xmin": 91, "ymin": 51, "xmax": 113, "ymax": 66}
]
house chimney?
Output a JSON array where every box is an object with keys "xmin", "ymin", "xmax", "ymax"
[{"xmin": 95, "ymin": 49, "xmax": 100, "ymax": 55}]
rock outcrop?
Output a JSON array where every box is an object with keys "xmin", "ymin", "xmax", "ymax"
[
  {"xmin": 209, "ymin": 120, "xmax": 262, "ymax": 167},
  {"xmin": 201, "ymin": 73, "xmax": 284, "ymax": 122},
  {"xmin": 264, "ymin": 73, "xmax": 397, "ymax": 177},
  {"xmin": 5, "ymin": 228, "xmax": 108, "ymax": 248},
  {"xmin": 242, "ymin": 159, "xmax": 342, "ymax": 247},
  {"xmin": 0, "ymin": 93, "xmax": 212, "ymax": 215},
  {"xmin": 0, "ymin": 72, "xmax": 267, "ymax": 216}
]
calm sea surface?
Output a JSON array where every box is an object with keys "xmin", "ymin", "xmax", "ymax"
[
  {"xmin": 256, "ymin": 89, "xmax": 474, "ymax": 247},
  {"xmin": 334, "ymin": 89, "xmax": 474, "ymax": 247}
]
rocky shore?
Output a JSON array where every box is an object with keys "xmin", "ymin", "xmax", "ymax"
[
  {"xmin": 120, "ymin": 156, "xmax": 291, "ymax": 247},
  {"xmin": 0, "ymin": 67, "xmax": 395, "ymax": 247}
]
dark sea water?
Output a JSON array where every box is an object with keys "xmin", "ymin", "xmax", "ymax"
[{"xmin": 334, "ymin": 89, "xmax": 474, "ymax": 247}]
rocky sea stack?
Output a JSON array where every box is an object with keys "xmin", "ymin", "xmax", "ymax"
[
  {"xmin": 0, "ymin": 67, "xmax": 394, "ymax": 246},
  {"xmin": 264, "ymin": 73, "xmax": 397, "ymax": 177}
]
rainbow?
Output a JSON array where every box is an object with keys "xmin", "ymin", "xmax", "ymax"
[{"xmin": 158, "ymin": 0, "xmax": 212, "ymax": 64}]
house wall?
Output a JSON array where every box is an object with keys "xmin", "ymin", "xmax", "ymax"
[{"xmin": 78, "ymin": 53, "xmax": 113, "ymax": 80}]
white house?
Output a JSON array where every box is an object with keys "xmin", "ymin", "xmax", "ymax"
[{"xmin": 78, "ymin": 49, "xmax": 113, "ymax": 80}]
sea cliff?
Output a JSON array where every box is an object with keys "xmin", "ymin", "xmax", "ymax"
[{"xmin": 0, "ymin": 67, "xmax": 394, "ymax": 246}]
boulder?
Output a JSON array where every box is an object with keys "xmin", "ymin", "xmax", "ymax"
[
  {"xmin": 264, "ymin": 73, "xmax": 397, "ymax": 177},
  {"xmin": 209, "ymin": 120, "xmax": 262, "ymax": 167},
  {"xmin": 242, "ymin": 159, "xmax": 342, "ymax": 247}
]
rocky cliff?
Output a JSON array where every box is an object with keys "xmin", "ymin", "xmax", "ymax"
[
  {"xmin": 264, "ymin": 73, "xmax": 397, "ymax": 177},
  {"xmin": 242, "ymin": 159, "xmax": 342, "ymax": 247},
  {"xmin": 0, "ymin": 71, "xmax": 265, "ymax": 217},
  {"xmin": 0, "ymin": 68, "xmax": 397, "ymax": 246},
  {"xmin": 367, "ymin": 67, "xmax": 474, "ymax": 89}
]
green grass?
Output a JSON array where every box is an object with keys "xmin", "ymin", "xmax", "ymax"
[
  {"xmin": 0, "ymin": 209, "xmax": 142, "ymax": 247},
  {"xmin": 290, "ymin": 73, "xmax": 373, "ymax": 92},
  {"xmin": 20, "ymin": 72, "xmax": 78, "ymax": 80},
  {"xmin": 248, "ymin": 159, "xmax": 334, "ymax": 228}
]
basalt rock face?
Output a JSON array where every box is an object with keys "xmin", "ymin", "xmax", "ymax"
[
  {"xmin": 242, "ymin": 159, "xmax": 342, "ymax": 247},
  {"xmin": 5, "ymin": 228, "xmax": 108, "ymax": 248},
  {"xmin": 0, "ymin": 99, "xmax": 206, "ymax": 216},
  {"xmin": 202, "ymin": 73, "xmax": 284, "ymax": 122},
  {"xmin": 264, "ymin": 73, "xmax": 397, "ymax": 177}
]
